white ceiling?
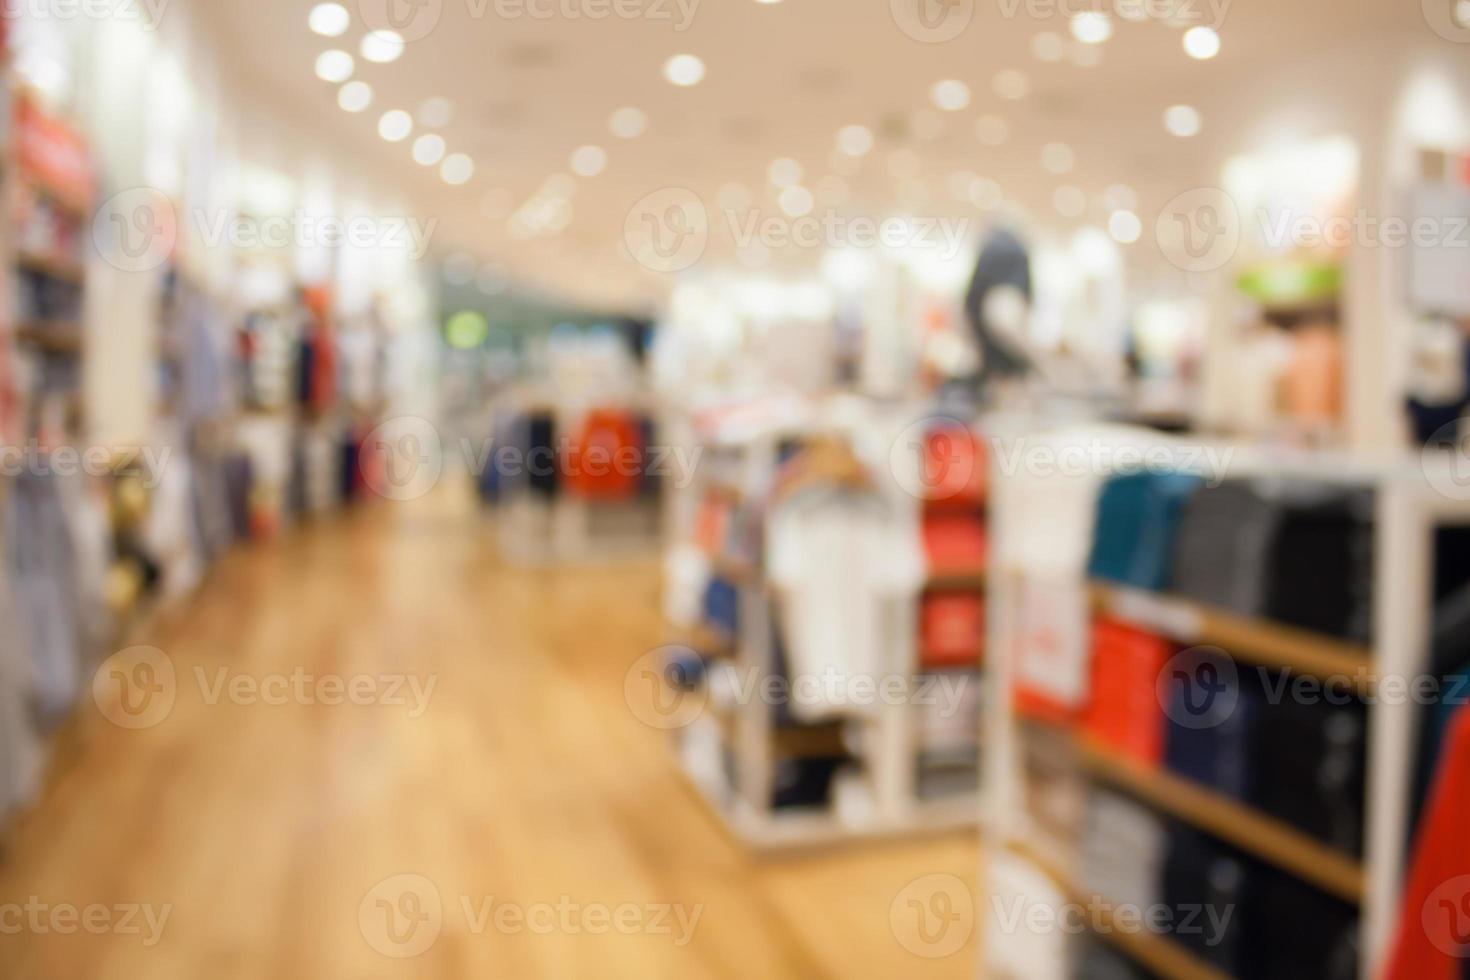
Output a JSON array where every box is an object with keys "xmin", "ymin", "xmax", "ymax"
[{"xmin": 195, "ymin": 0, "xmax": 1452, "ymax": 309}]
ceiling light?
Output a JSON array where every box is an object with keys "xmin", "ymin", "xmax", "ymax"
[
  {"xmin": 338, "ymin": 81, "xmax": 372, "ymax": 112},
  {"xmin": 442, "ymin": 153, "xmax": 474, "ymax": 185},
  {"xmin": 1457, "ymin": 0, "xmax": 1470, "ymax": 27},
  {"xmin": 315, "ymin": 50, "xmax": 354, "ymax": 83},
  {"xmin": 1163, "ymin": 104, "xmax": 1202, "ymax": 137},
  {"xmin": 930, "ymin": 79, "xmax": 971, "ymax": 112},
  {"xmin": 768, "ymin": 157, "xmax": 802, "ymax": 188},
  {"xmin": 361, "ymin": 30, "xmax": 405, "ymax": 64},
  {"xmin": 412, "ymin": 134, "xmax": 446, "ymax": 165},
  {"xmin": 1054, "ymin": 185, "xmax": 1085, "ymax": 217},
  {"xmin": 994, "ymin": 69, "xmax": 1030, "ymax": 100},
  {"xmin": 570, "ymin": 145, "xmax": 607, "ymax": 177},
  {"xmin": 975, "ymin": 115, "xmax": 1009, "ymax": 145},
  {"xmin": 417, "ymin": 97, "xmax": 453, "ymax": 128},
  {"xmin": 1108, "ymin": 209, "xmax": 1142, "ymax": 243},
  {"xmin": 663, "ymin": 54, "xmax": 705, "ymax": 87},
  {"xmin": 308, "ymin": 3, "xmax": 350, "ymax": 37},
  {"xmin": 779, "ymin": 185, "xmax": 814, "ymax": 217},
  {"xmin": 1070, "ymin": 12, "xmax": 1112, "ymax": 43},
  {"xmin": 1031, "ymin": 32, "xmax": 1065, "ymax": 62},
  {"xmin": 837, "ymin": 124, "xmax": 873, "ymax": 156},
  {"xmin": 377, "ymin": 109, "xmax": 412, "ymax": 142},
  {"xmin": 1183, "ymin": 26, "xmax": 1220, "ymax": 59},
  {"xmin": 609, "ymin": 107, "xmax": 647, "ymax": 139},
  {"xmin": 1041, "ymin": 142, "xmax": 1075, "ymax": 174}
]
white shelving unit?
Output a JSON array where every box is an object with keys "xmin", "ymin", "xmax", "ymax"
[{"xmin": 979, "ymin": 427, "xmax": 1470, "ymax": 979}]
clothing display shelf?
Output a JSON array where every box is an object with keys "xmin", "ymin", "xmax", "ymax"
[
  {"xmin": 980, "ymin": 429, "xmax": 1470, "ymax": 980},
  {"xmin": 666, "ymin": 412, "xmax": 986, "ymax": 852}
]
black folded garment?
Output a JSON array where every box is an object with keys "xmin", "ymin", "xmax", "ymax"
[
  {"xmin": 1247, "ymin": 687, "xmax": 1367, "ymax": 856},
  {"xmin": 1259, "ymin": 481, "xmax": 1375, "ymax": 644},
  {"xmin": 770, "ymin": 756, "xmax": 848, "ymax": 809},
  {"xmin": 1238, "ymin": 867, "xmax": 1358, "ymax": 980},
  {"xmin": 1160, "ymin": 824, "xmax": 1251, "ymax": 975},
  {"xmin": 1162, "ymin": 650, "xmax": 1262, "ymax": 800},
  {"xmin": 1167, "ymin": 479, "xmax": 1375, "ymax": 644}
]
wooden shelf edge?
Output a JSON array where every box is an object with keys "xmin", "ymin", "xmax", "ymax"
[
  {"xmin": 925, "ymin": 566, "xmax": 988, "ymax": 591},
  {"xmin": 1089, "ymin": 581, "xmax": 1374, "ymax": 692},
  {"xmin": 1005, "ymin": 838, "xmax": 1232, "ymax": 980},
  {"xmin": 1074, "ymin": 738, "xmax": 1366, "ymax": 905}
]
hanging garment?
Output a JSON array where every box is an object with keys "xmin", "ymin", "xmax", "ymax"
[
  {"xmin": 766, "ymin": 487, "xmax": 925, "ymax": 723},
  {"xmin": 1387, "ymin": 707, "xmax": 1470, "ymax": 980},
  {"xmin": 564, "ymin": 409, "xmax": 644, "ymax": 500}
]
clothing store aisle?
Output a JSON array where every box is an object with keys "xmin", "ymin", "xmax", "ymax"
[{"xmin": 0, "ymin": 487, "xmax": 977, "ymax": 980}]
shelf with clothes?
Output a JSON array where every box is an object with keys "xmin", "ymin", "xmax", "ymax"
[
  {"xmin": 980, "ymin": 424, "xmax": 1470, "ymax": 980},
  {"xmin": 658, "ymin": 407, "xmax": 989, "ymax": 851}
]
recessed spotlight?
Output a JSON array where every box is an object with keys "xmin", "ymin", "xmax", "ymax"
[
  {"xmin": 1031, "ymin": 32, "xmax": 1065, "ymax": 62},
  {"xmin": 1183, "ymin": 26, "xmax": 1220, "ymax": 59},
  {"xmin": 412, "ymin": 134, "xmax": 446, "ymax": 165},
  {"xmin": 1109, "ymin": 209, "xmax": 1142, "ymax": 243},
  {"xmin": 1041, "ymin": 142, "xmax": 1075, "ymax": 174},
  {"xmin": 417, "ymin": 97, "xmax": 453, "ymax": 129},
  {"xmin": 930, "ymin": 79, "xmax": 971, "ymax": 112},
  {"xmin": 1054, "ymin": 185, "xmax": 1086, "ymax": 217},
  {"xmin": 1070, "ymin": 12, "xmax": 1112, "ymax": 44},
  {"xmin": 361, "ymin": 30, "xmax": 405, "ymax": 64},
  {"xmin": 338, "ymin": 81, "xmax": 372, "ymax": 113},
  {"xmin": 779, "ymin": 185, "xmax": 814, "ymax": 217},
  {"xmin": 837, "ymin": 124, "xmax": 874, "ymax": 156},
  {"xmin": 308, "ymin": 3, "xmax": 350, "ymax": 37},
  {"xmin": 663, "ymin": 54, "xmax": 705, "ymax": 87},
  {"xmin": 442, "ymin": 153, "xmax": 474, "ymax": 185},
  {"xmin": 378, "ymin": 109, "xmax": 412, "ymax": 142},
  {"xmin": 570, "ymin": 145, "xmax": 607, "ymax": 177},
  {"xmin": 768, "ymin": 157, "xmax": 803, "ymax": 188},
  {"xmin": 975, "ymin": 115, "xmax": 1009, "ymax": 145},
  {"xmin": 315, "ymin": 50, "xmax": 354, "ymax": 83},
  {"xmin": 609, "ymin": 107, "xmax": 647, "ymax": 139},
  {"xmin": 1163, "ymin": 104, "xmax": 1201, "ymax": 137},
  {"xmin": 994, "ymin": 69, "xmax": 1030, "ymax": 100}
]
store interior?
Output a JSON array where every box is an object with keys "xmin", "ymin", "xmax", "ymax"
[{"xmin": 2, "ymin": 1, "xmax": 1470, "ymax": 977}]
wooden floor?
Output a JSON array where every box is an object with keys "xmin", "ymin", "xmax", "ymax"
[{"xmin": 0, "ymin": 490, "xmax": 979, "ymax": 979}]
